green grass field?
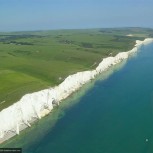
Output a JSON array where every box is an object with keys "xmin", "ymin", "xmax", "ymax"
[{"xmin": 0, "ymin": 27, "xmax": 153, "ymax": 111}]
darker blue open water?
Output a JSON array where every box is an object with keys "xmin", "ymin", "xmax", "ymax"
[{"xmin": 1, "ymin": 43, "xmax": 153, "ymax": 153}]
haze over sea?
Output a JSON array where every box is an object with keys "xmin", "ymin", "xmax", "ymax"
[{"xmin": 2, "ymin": 43, "xmax": 153, "ymax": 153}]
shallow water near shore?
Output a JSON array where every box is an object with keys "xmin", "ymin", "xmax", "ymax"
[{"xmin": 1, "ymin": 43, "xmax": 153, "ymax": 153}]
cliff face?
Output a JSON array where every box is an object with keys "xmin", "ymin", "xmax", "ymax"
[{"xmin": 0, "ymin": 38, "xmax": 153, "ymax": 142}]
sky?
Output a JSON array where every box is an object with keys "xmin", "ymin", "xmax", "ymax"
[{"xmin": 0, "ymin": 0, "xmax": 153, "ymax": 32}]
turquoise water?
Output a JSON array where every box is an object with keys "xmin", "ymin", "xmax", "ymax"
[{"xmin": 1, "ymin": 43, "xmax": 153, "ymax": 153}]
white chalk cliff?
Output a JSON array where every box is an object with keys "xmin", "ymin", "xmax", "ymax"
[{"xmin": 0, "ymin": 38, "xmax": 153, "ymax": 143}]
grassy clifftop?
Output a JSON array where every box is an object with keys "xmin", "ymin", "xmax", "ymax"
[{"xmin": 0, "ymin": 27, "xmax": 152, "ymax": 111}]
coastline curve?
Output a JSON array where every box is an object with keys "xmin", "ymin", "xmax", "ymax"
[{"xmin": 0, "ymin": 38, "xmax": 153, "ymax": 144}]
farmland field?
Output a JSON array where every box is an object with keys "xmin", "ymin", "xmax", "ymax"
[{"xmin": 0, "ymin": 27, "xmax": 153, "ymax": 111}]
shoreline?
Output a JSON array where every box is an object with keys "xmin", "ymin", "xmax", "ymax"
[{"xmin": 0, "ymin": 38, "xmax": 153, "ymax": 144}]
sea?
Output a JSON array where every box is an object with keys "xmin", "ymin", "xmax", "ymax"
[{"xmin": 1, "ymin": 43, "xmax": 153, "ymax": 153}]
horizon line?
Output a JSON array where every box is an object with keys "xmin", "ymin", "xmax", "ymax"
[{"xmin": 0, "ymin": 26, "xmax": 153, "ymax": 33}]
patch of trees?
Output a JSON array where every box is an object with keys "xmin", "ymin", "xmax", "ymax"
[
  {"xmin": 81, "ymin": 42, "xmax": 93, "ymax": 48},
  {"xmin": 0, "ymin": 34, "xmax": 43, "ymax": 43},
  {"xmin": 7, "ymin": 41, "xmax": 33, "ymax": 45}
]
